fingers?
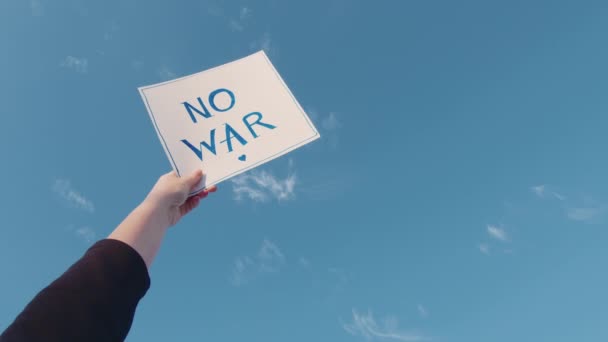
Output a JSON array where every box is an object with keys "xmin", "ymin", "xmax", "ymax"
[
  {"xmin": 189, "ymin": 195, "xmax": 201, "ymax": 210},
  {"xmin": 184, "ymin": 169, "xmax": 204, "ymax": 190},
  {"xmin": 202, "ymin": 185, "xmax": 218, "ymax": 196},
  {"xmin": 192, "ymin": 185, "xmax": 218, "ymax": 200},
  {"xmin": 180, "ymin": 195, "xmax": 201, "ymax": 216},
  {"xmin": 179, "ymin": 183, "xmax": 217, "ymax": 219},
  {"xmin": 195, "ymin": 192, "xmax": 209, "ymax": 200}
]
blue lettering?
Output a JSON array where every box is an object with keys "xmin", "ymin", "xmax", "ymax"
[
  {"xmin": 181, "ymin": 129, "xmax": 217, "ymax": 161},
  {"xmin": 243, "ymin": 112, "xmax": 277, "ymax": 138},
  {"xmin": 182, "ymin": 97, "xmax": 212, "ymax": 123},
  {"xmin": 220, "ymin": 123, "xmax": 248, "ymax": 153},
  {"xmin": 209, "ymin": 88, "xmax": 236, "ymax": 113}
]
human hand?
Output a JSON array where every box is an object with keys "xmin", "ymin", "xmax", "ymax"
[{"xmin": 144, "ymin": 170, "xmax": 217, "ymax": 227}]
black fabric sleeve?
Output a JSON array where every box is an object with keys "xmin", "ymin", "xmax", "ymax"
[{"xmin": 1, "ymin": 239, "xmax": 150, "ymax": 342}]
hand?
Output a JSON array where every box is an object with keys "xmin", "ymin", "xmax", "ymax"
[{"xmin": 144, "ymin": 170, "xmax": 217, "ymax": 227}]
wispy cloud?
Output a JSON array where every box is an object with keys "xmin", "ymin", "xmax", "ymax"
[
  {"xmin": 322, "ymin": 112, "xmax": 342, "ymax": 131},
  {"xmin": 478, "ymin": 243, "xmax": 490, "ymax": 255},
  {"xmin": 61, "ymin": 56, "xmax": 88, "ymax": 73},
  {"xmin": 531, "ymin": 185, "xmax": 545, "ymax": 198},
  {"xmin": 322, "ymin": 111, "xmax": 342, "ymax": 149},
  {"xmin": 228, "ymin": 19, "xmax": 244, "ymax": 32},
  {"xmin": 258, "ymin": 239, "xmax": 286, "ymax": 272},
  {"xmin": 209, "ymin": 5, "xmax": 252, "ymax": 32},
  {"xmin": 298, "ymin": 257, "xmax": 311, "ymax": 268},
  {"xmin": 158, "ymin": 66, "xmax": 176, "ymax": 81},
  {"xmin": 487, "ymin": 225, "xmax": 508, "ymax": 242},
  {"xmin": 65, "ymin": 224, "xmax": 97, "ymax": 243},
  {"xmin": 103, "ymin": 22, "xmax": 120, "ymax": 41},
  {"xmin": 231, "ymin": 239, "xmax": 286, "ymax": 286},
  {"xmin": 30, "ymin": 0, "xmax": 44, "ymax": 16},
  {"xmin": 566, "ymin": 205, "xmax": 607, "ymax": 223},
  {"xmin": 52, "ymin": 179, "xmax": 95, "ymax": 213},
  {"xmin": 240, "ymin": 6, "xmax": 252, "ymax": 20},
  {"xmin": 231, "ymin": 164, "xmax": 297, "ymax": 203},
  {"xmin": 417, "ymin": 305, "xmax": 429, "ymax": 319},
  {"xmin": 75, "ymin": 226, "xmax": 96, "ymax": 243},
  {"xmin": 343, "ymin": 309, "xmax": 430, "ymax": 341},
  {"xmin": 531, "ymin": 184, "xmax": 565, "ymax": 201},
  {"xmin": 228, "ymin": 6, "xmax": 252, "ymax": 32},
  {"xmin": 250, "ymin": 32, "xmax": 276, "ymax": 58},
  {"xmin": 553, "ymin": 192, "xmax": 566, "ymax": 201},
  {"xmin": 231, "ymin": 256, "xmax": 254, "ymax": 286},
  {"xmin": 308, "ymin": 109, "xmax": 342, "ymax": 149},
  {"xmin": 532, "ymin": 185, "xmax": 607, "ymax": 223}
]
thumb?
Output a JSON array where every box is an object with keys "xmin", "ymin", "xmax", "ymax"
[{"xmin": 184, "ymin": 169, "xmax": 203, "ymax": 191}]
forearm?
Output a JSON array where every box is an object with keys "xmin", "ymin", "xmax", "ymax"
[
  {"xmin": 0, "ymin": 240, "xmax": 150, "ymax": 342},
  {"xmin": 108, "ymin": 200, "xmax": 171, "ymax": 269}
]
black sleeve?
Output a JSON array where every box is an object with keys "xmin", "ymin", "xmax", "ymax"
[{"xmin": 1, "ymin": 239, "xmax": 150, "ymax": 342}]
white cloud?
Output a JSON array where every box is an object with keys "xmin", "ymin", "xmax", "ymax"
[
  {"xmin": 478, "ymin": 243, "xmax": 490, "ymax": 255},
  {"xmin": 210, "ymin": 5, "xmax": 251, "ymax": 32},
  {"xmin": 75, "ymin": 226, "xmax": 96, "ymax": 243},
  {"xmin": 52, "ymin": 179, "xmax": 95, "ymax": 213},
  {"xmin": 61, "ymin": 56, "xmax": 88, "ymax": 73},
  {"xmin": 487, "ymin": 225, "xmax": 508, "ymax": 242},
  {"xmin": 228, "ymin": 6, "xmax": 252, "ymax": 32},
  {"xmin": 322, "ymin": 112, "xmax": 341, "ymax": 131},
  {"xmin": 531, "ymin": 185, "xmax": 545, "ymax": 198},
  {"xmin": 158, "ymin": 66, "xmax": 176, "ymax": 81},
  {"xmin": 530, "ymin": 185, "xmax": 608, "ymax": 222},
  {"xmin": 229, "ymin": 19, "xmax": 244, "ymax": 32},
  {"xmin": 531, "ymin": 184, "xmax": 565, "ymax": 201},
  {"xmin": 240, "ymin": 6, "xmax": 251, "ymax": 20},
  {"xmin": 417, "ymin": 305, "xmax": 429, "ymax": 319},
  {"xmin": 258, "ymin": 239, "xmax": 286, "ymax": 272},
  {"xmin": 231, "ymin": 256, "xmax": 254, "ymax": 286},
  {"xmin": 552, "ymin": 192, "xmax": 566, "ymax": 201},
  {"xmin": 231, "ymin": 166, "xmax": 297, "ymax": 203},
  {"xmin": 30, "ymin": 0, "xmax": 44, "ymax": 16},
  {"xmin": 103, "ymin": 22, "xmax": 120, "ymax": 41},
  {"xmin": 250, "ymin": 33, "xmax": 276, "ymax": 57},
  {"xmin": 321, "ymin": 111, "xmax": 342, "ymax": 149},
  {"xmin": 343, "ymin": 309, "xmax": 430, "ymax": 341},
  {"xmin": 308, "ymin": 109, "xmax": 342, "ymax": 149},
  {"xmin": 566, "ymin": 205, "xmax": 607, "ymax": 223},
  {"xmin": 66, "ymin": 224, "xmax": 97, "ymax": 243},
  {"xmin": 231, "ymin": 239, "xmax": 286, "ymax": 286},
  {"xmin": 298, "ymin": 257, "xmax": 311, "ymax": 268}
]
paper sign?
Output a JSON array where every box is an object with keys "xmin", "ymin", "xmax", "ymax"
[{"xmin": 139, "ymin": 51, "xmax": 320, "ymax": 195}]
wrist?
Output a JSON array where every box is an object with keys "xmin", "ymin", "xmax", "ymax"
[{"xmin": 137, "ymin": 198, "xmax": 172, "ymax": 231}]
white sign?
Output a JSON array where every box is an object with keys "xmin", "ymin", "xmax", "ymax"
[{"xmin": 139, "ymin": 51, "xmax": 320, "ymax": 195}]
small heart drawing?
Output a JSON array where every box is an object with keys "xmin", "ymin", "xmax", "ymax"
[{"xmin": 238, "ymin": 154, "xmax": 247, "ymax": 162}]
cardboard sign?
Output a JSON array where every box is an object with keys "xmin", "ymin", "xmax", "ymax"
[{"xmin": 139, "ymin": 51, "xmax": 320, "ymax": 195}]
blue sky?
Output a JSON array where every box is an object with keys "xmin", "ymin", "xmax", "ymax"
[{"xmin": 1, "ymin": 0, "xmax": 608, "ymax": 341}]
